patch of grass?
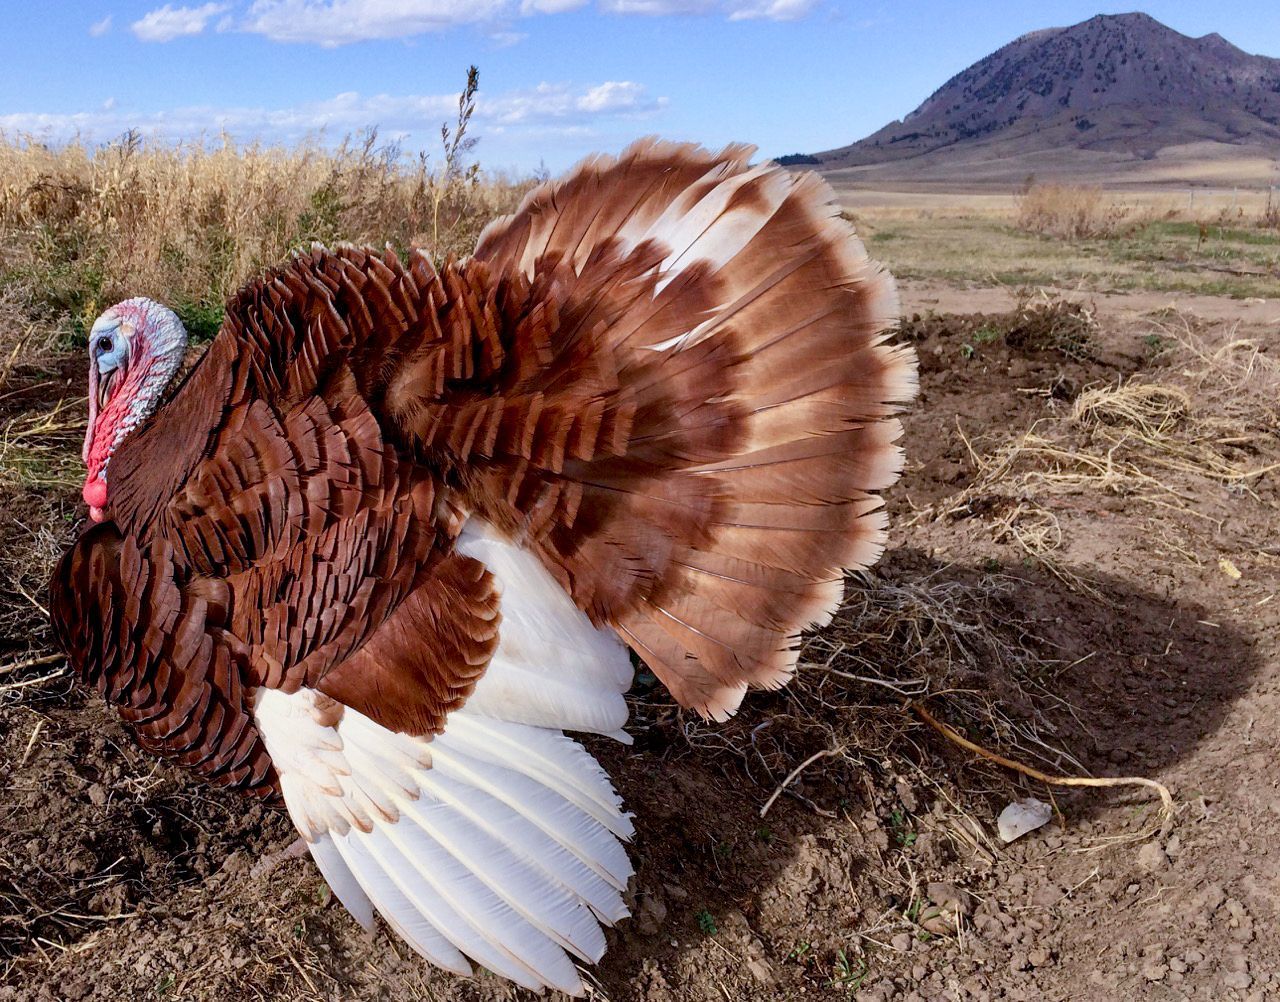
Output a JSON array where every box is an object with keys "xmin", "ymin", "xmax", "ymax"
[
  {"xmin": 899, "ymin": 290, "xmax": 1098, "ymax": 363},
  {"xmin": 1143, "ymin": 332, "xmax": 1168, "ymax": 356},
  {"xmin": 851, "ymin": 212, "xmax": 1280, "ymax": 299},
  {"xmin": 828, "ymin": 949, "xmax": 869, "ymax": 991},
  {"xmin": 174, "ymin": 299, "xmax": 225, "ymax": 342},
  {"xmin": 888, "ymin": 809, "xmax": 917, "ymax": 848},
  {"xmin": 696, "ymin": 909, "xmax": 718, "ymax": 935},
  {"xmin": 148, "ymin": 972, "xmax": 176, "ymax": 999},
  {"xmin": 0, "ymin": 401, "xmax": 85, "ymax": 491}
]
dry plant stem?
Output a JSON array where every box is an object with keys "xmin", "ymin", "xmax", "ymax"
[
  {"xmin": 0, "ymin": 667, "xmax": 68, "ymax": 693},
  {"xmin": 759, "ymin": 745, "xmax": 847, "ymax": 818},
  {"xmin": 0, "ymin": 652, "xmax": 62, "ymax": 676},
  {"xmin": 911, "ymin": 701, "xmax": 1175, "ymax": 837}
]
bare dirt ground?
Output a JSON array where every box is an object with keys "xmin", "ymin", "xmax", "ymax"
[{"xmin": 3, "ymin": 279, "xmax": 1280, "ymax": 1002}]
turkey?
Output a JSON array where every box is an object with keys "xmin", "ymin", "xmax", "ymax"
[{"xmin": 49, "ymin": 139, "xmax": 917, "ymax": 994}]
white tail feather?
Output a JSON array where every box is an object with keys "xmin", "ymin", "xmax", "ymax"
[{"xmin": 253, "ymin": 518, "xmax": 636, "ymax": 996}]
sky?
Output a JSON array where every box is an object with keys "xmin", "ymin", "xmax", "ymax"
[{"xmin": 1, "ymin": 1, "xmax": 1278, "ymax": 173}]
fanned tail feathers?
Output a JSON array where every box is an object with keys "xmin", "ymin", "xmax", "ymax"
[{"xmin": 475, "ymin": 139, "xmax": 917, "ymax": 718}]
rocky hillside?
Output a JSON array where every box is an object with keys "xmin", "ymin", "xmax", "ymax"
[{"xmin": 797, "ymin": 12, "xmax": 1280, "ymax": 180}]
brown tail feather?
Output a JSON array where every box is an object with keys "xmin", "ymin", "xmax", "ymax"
[{"xmin": 465, "ymin": 138, "xmax": 917, "ymax": 718}]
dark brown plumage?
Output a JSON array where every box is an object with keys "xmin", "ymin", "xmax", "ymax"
[{"xmin": 49, "ymin": 139, "xmax": 917, "ymax": 993}]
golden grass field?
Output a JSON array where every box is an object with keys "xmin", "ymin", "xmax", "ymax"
[
  {"xmin": 3, "ymin": 133, "xmax": 1280, "ymax": 1001},
  {"xmin": 833, "ymin": 181, "xmax": 1280, "ymax": 300}
]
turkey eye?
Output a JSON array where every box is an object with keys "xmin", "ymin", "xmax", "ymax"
[{"xmin": 96, "ymin": 336, "xmax": 113, "ymax": 353}]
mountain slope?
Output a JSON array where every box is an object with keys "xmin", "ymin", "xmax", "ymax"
[{"xmin": 800, "ymin": 13, "xmax": 1280, "ymax": 184}]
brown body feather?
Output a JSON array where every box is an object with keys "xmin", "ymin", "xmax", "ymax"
[{"xmin": 49, "ymin": 139, "xmax": 917, "ymax": 802}]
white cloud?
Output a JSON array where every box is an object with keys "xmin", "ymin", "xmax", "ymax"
[
  {"xmin": 597, "ymin": 0, "xmax": 811, "ymax": 15},
  {"xmin": 94, "ymin": 0, "xmax": 816, "ymax": 50},
  {"xmin": 726, "ymin": 0, "xmax": 816, "ymax": 20},
  {"xmin": 132, "ymin": 3, "xmax": 230, "ymax": 42},
  {"xmin": 242, "ymin": 0, "xmax": 509, "ymax": 45},
  {"xmin": 0, "ymin": 81, "xmax": 666, "ymax": 147},
  {"xmin": 520, "ymin": 0, "xmax": 589, "ymax": 11},
  {"xmin": 487, "ymin": 28, "xmax": 529, "ymax": 46},
  {"xmin": 597, "ymin": 0, "xmax": 715, "ymax": 12},
  {"xmin": 232, "ymin": 0, "xmax": 814, "ymax": 45},
  {"xmin": 576, "ymin": 81, "xmax": 649, "ymax": 113},
  {"xmin": 485, "ymin": 80, "xmax": 666, "ymax": 125}
]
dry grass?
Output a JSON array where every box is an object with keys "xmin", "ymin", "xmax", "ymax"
[
  {"xmin": 932, "ymin": 311, "xmax": 1280, "ymax": 594},
  {"xmin": 0, "ymin": 69, "xmax": 534, "ymax": 341},
  {"xmin": 852, "ymin": 187, "xmax": 1280, "ymax": 300},
  {"xmin": 0, "ymin": 400, "xmax": 85, "ymax": 492},
  {"xmin": 631, "ymin": 567, "xmax": 1089, "ymax": 822},
  {"xmin": 1071, "ymin": 381, "xmax": 1190, "ymax": 436},
  {"xmin": 1015, "ymin": 183, "xmax": 1141, "ymax": 240}
]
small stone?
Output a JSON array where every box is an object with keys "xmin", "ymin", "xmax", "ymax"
[
  {"xmin": 926, "ymin": 882, "xmax": 970, "ymax": 915},
  {"xmin": 891, "ymin": 933, "xmax": 913, "ymax": 953},
  {"xmin": 1137, "ymin": 842, "xmax": 1169, "ymax": 872},
  {"xmin": 1199, "ymin": 883, "xmax": 1226, "ymax": 914},
  {"xmin": 997, "ymin": 798, "xmax": 1052, "ymax": 843},
  {"xmin": 1223, "ymin": 970, "xmax": 1253, "ymax": 990},
  {"xmin": 635, "ymin": 894, "xmax": 667, "ymax": 936},
  {"xmin": 746, "ymin": 957, "xmax": 773, "ymax": 985}
]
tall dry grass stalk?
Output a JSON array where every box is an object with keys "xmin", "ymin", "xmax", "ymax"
[{"xmin": 0, "ymin": 67, "xmax": 534, "ymax": 339}]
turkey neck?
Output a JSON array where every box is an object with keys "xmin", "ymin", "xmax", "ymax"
[{"xmin": 104, "ymin": 336, "xmax": 236, "ymax": 534}]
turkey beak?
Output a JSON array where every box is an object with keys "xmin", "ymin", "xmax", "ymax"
[{"xmin": 97, "ymin": 368, "xmax": 114, "ymax": 409}]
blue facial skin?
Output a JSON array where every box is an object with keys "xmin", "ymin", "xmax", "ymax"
[{"xmin": 92, "ymin": 320, "xmax": 128, "ymax": 376}]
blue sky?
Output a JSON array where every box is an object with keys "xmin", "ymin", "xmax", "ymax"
[{"xmin": 1, "ymin": 1, "xmax": 1278, "ymax": 172}]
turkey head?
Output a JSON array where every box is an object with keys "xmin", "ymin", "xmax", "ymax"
[{"xmin": 82, "ymin": 297, "xmax": 188, "ymax": 522}]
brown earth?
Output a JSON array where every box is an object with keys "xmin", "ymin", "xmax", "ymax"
[{"xmin": 2, "ymin": 286, "xmax": 1280, "ymax": 1001}]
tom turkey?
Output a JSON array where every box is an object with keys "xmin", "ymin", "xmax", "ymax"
[{"xmin": 49, "ymin": 139, "xmax": 917, "ymax": 994}]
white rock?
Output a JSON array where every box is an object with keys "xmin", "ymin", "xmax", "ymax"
[{"xmin": 997, "ymin": 797, "xmax": 1053, "ymax": 843}]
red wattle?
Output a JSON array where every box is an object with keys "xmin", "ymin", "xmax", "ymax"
[{"xmin": 83, "ymin": 477, "xmax": 108, "ymax": 511}]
